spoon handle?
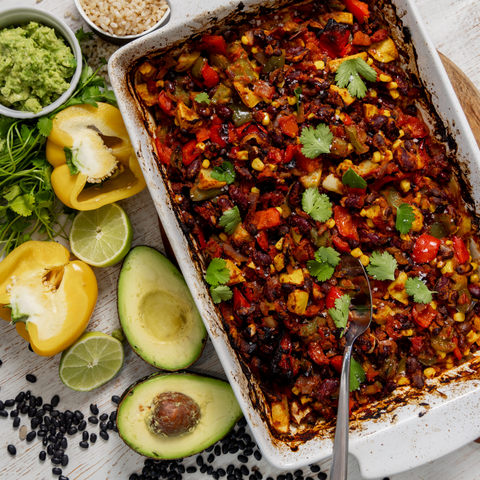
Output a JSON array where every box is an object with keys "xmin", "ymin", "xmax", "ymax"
[{"xmin": 330, "ymin": 342, "xmax": 353, "ymax": 480}]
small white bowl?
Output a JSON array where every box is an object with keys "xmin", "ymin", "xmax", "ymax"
[
  {"xmin": 0, "ymin": 7, "xmax": 82, "ymax": 120},
  {"xmin": 73, "ymin": 0, "xmax": 171, "ymax": 46}
]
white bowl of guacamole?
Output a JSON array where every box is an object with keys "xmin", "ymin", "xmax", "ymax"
[{"xmin": 0, "ymin": 7, "xmax": 82, "ymax": 119}]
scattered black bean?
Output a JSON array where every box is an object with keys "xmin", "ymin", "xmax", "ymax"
[
  {"xmin": 229, "ymin": 445, "xmax": 239, "ymax": 455},
  {"xmin": 5, "ymin": 399, "xmax": 15, "ymax": 407},
  {"xmin": 52, "ymin": 467, "xmax": 62, "ymax": 475},
  {"xmin": 39, "ymin": 450, "xmax": 46, "ymax": 461},
  {"xmin": 0, "ymin": 410, "xmax": 8, "ymax": 417},
  {"xmin": 47, "ymin": 445, "xmax": 54, "ymax": 456},
  {"xmin": 13, "ymin": 417, "xmax": 20, "ymax": 428},
  {"xmin": 107, "ymin": 420, "xmax": 113, "ymax": 430},
  {"xmin": 54, "ymin": 449, "xmax": 64, "ymax": 459},
  {"xmin": 228, "ymin": 476, "xmax": 236, "ymax": 480},
  {"xmin": 99, "ymin": 430, "xmax": 109, "ymax": 441},
  {"xmin": 28, "ymin": 407, "xmax": 37, "ymax": 418},
  {"xmin": 26, "ymin": 431, "xmax": 36, "ymax": 442},
  {"xmin": 177, "ymin": 465, "xmax": 185, "ymax": 474},
  {"xmin": 305, "ymin": 477, "xmax": 313, "ymax": 480},
  {"xmin": 15, "ymin": 392, "xmax": 25, "ymax": 403},
  {"xmin": 90, "ymin": 404, "xmax": 99, "ymax": 415},
  {"xmin": 79, "ymin": 441, "xmax": 89, "ymax": 449},
  {"xmin": 38, "ymin": 430, "xmax": 46, "ymax": 438},
  {"xmin": 244, "ymin": 448, "xmax": 253, "ymax": 456},
  {"xmin": 0, "ymin": 401, "xmax": 3, "ymax": 410},
  {"xmin": 222, "ymin": 443, "xmax": 229, "ymax": 455},
  {"xmin": 206, "ymin": 445, "xmax": 214, "ymax": 453},
  {"xmin": 241, "ymin": 465, "xmax": 249, "ymax": 475},
  {"xmin": 245, "ymin": 442, "xmax": 256, "ymax": 449},
  {"xmin": 186, "ymin": 467, "xmax": 197, "ymax": 474},
  {"xmin": 7, "ymin": 444, "xmax": 16, "ymax": 455},
  {"xmin": 277, "ymin": 475, "xmax": 286, "ymax": 480},
  {"xmin": 59, "ymin": 476, "xmax": 69, "ymax": 480},
  {"xmin": 26, "ymin": 374, "xmax": 37, "ymax": 383},
  {"xmin": 78, "ymin": 420, "xmax": 87, "ymax": 431},
  {"xmin": 109, "ymin": 411, "xmax": 117, "ymax": 422},
  {"xmin": 51, "ymin": 410, "xmax": 59, "ymax": 418},
  {"xmin": 50, "ymin": 426, "xmax": 56, "ymax": 435},
  {"xmin": 213, "ymin": 472, "xmax": 220, "ymax": 479},
  {"xmin": 208, "ymin": 453, "xmax": 215, "ymax": 463},
  {"xmin": 36, "ymin": 409, "xmax": 45, "ymax": 418},
  {"xmin": 317, "ymin": 474, "xmax": 327, "ymax": 480},
  {"xmin": 61, "ymin": 455, "xmax": 69, "ymax": 467},
  {"xmin": 196, "ymin": 456, "xmax": 204, "ymax": 467},
  {"xmin": 99, "ymin": 413, "xmax": 108, "ymax": 422},
  {"xmin": 200, "ymin": 465, "xmax": 208, "ymax": 474},
  {"xmin": 42, "ymin": 437, "xmax": 48, "ymax": 446},
  {"xmin": 29, "ymin": 396, "xmax": 36, "ymax": 407},
  {"xmin": 61, "ymin": 438, "xmax": 68, "ymax": 449},
  {"xmin": 111, "ymin": 395, "xmax": 120, "ymax": 404},
  {"xmin": 74, "ymin": 410, "xmax": 84, "ymax": 421},
  {"xmin": 255, "ymin": 472, "xmax": 263, "ymax": 480},
  {"xmin": 214, "ymin": 445, "xmax": 221, "ymax": 456},
  {"xmin": 36, "ymin": 396, "xmax": 43, "ymax": 407},
  {"xmin": 67, "ymin": 427, "xmax": 77, "ymax": 435},
  {"xmin": 238, "ymin": 454, "xmax": 248, "ymax": 464},
  {"xmin": 254, "ymin": 451, "xmax": 262, "ymax": 461},
  {"xmin": 234, "ymin": 467, "xmax": 242, "ymax": 479},
  {"xmin": 218, "ymin": 468, "xmax": 226, "ymax": 477},
  {"xmin": 243, "ymin": 434, "xmax": 251, "ymax": 443},
  {"xmin": 100, "ymin": 422, "xmax": 107, "ymax": 431},
  {"xmin": 43, "ymin": 403, "xmax": 52, "ymax": 412},
  {"xmin": 309, "ymin": 466, "xmax": 320, "ymax": 473},
  {"xmin": 294, "ymin": 471, "xmax": 303, "ymax": 478},
  {"xmin": 51, "ymin": 395, "xmax": 60, "ymax": 407},
  {"xmin": 130, "ymin": 475, "xmax": 139, "ymax": 480},
  {"xmin": 90, "ymin": 433, "xmax": 97, "ymax": 444},
  {"xmin": 207, "ymin": 466, "xmax": 214, "ymax": 475},
  {"xmin": 82, "ymin": 431, "xmax": 89, "ymax": 442}
]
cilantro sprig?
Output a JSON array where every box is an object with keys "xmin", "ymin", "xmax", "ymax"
[
  {"xmin": 328, "ymin": 294, "xmax": 351, "ymax": 333},
  {"xmin": 342, "ymin": 167, "xmax": 367, "ymax": 189},
  {"xmin": 350, "ymin": 358, "xmax": 366, "ymax": 392},
  {"xmin": 396, "ymin": 203, "xmax": 415, "ymax": 235},
  {"xmin": 205, "ymin": 258, "xmax": 233, "ymax": 304},
  {"xmin": 219, "ymin": 206, "xmax": 241, "ymax": 235},
  {"xmin": 302, "ymin": 188, "xmax": 333, "ymax": 223},
  {"xmin": 405, "ymin": 277, "xmax": 436, "ymax": 304},
  {"xmin": 195, "ymin": 92, "xmax": 211, "ymax": 105},
  {"xmin": 307, "ymin": 246, "xmax": 340, "ymax": 282},
  {"xmin": 211, "ymin": 161, "xmax": 235, "ymax": 184},
  {"xmin": 366, "ymin": 251, "xmax": 398, "ymax": 281},
  {"xmin": 299, "ymin": 124, "xmax": 333, "ymax": 159},
  {"xmin": 335, "ymin": 58, "xmax": 377, "ymax": 99}
]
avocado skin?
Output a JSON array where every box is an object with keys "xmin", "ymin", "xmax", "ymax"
[
  {"xmin": 118, "ymin": 246, "xmax": 207, "ymax": 370},
  {"xmin": 117, "ymin": 371, "xmax": 244, "ymax": 459}
]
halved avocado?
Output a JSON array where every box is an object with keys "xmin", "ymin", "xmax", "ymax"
[
  {"xmin": 118, "ymin": 246, "xmax": 207, "ymax": 370},
  {"xmin": 117, "ymin": 372, "xmax": 243, "ymax": 459}
]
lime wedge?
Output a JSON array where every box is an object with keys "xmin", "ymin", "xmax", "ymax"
[
  {"xmin": 59, "ymin": 332, "xmax": 124, "ymax": 391},
  {"xmin": 69, "ymin": 203, "xmax": 133, "ymax": 267}
]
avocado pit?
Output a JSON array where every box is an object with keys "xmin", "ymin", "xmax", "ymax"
[{"xmin": 145, "ymin": 391, "xmax": 201, "ymax": 437}]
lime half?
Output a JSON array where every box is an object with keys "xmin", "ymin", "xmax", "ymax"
[
  {"xmin": 69, "ymin": 203, "xmax": 133, "ymax": 267},
  {"xmin": 59, "ymin": 332, "xmax": 125, "ymax": 391}
]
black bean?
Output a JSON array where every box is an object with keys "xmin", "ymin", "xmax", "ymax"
[
  {"xmin": 59, "ymin": 476, "xmax": 69, "ymax": 480},
  {"xmin": 317, "ymin": 474, "xmax": 327, "ymax": 480},
  {"xmin": 196, "ymin": 456, "xmax": 204, "ymax": 466},
  {"xmin": 238, "ymin": 455, "xmax": 248, "ymax": 464},
  {"xmin": 36, "ymin": 396, "xmax": 43, "ymax": 407},
  {"xmin": 305, "ymin": 477, "xmax": 313, "ymax": 480},
  {"xmin": 0, "ymin": 410, "xmax": 8, "ymax": 417},
  {"xmin": 17, "ymin": 401, "xmax": 26, "ymax": 410},
  {"xmin": 52, "ymin": 467, "xmax": 62, "ymax": 475},
  {"xmin": 100, "ymin": 430, "xmax": 109, "ymax": 441},
  {"xmin": 227, "ymin": 465, "xmax": 234, "ymax": 475},
  {"xmin": 244, "ymin": 448, "xmax": 254, "ymax": 456},
  {"xmin": 90, "ymin": 433, "xmax": 97, "ymax": 444},
  {"xmin": 107, "ymin": 420, "xmax": 113, "ymax": 430},
  {"xmin": 254, "ymin": 450, "xmax": 262, "ymax": 461},
  {"xmin": 48, "ymin": 435, "xmax": 56, "ymax": 443},
  {"xmin": 177, "ymin": 465, "xmax": 185, "ymax": 474},
  {"xmin": 208, "ymin": 453, "xmax": 215, "ymax": 463},
  {"xmin": 218, "ymin": 468, "xmax": 226, "ymax": 477},
  {"xmin": 249, "ymin": 476, "xmax": 256, "ymax": 480},
  {"xmin": 130, "ymin": 475, "xmax": 139, "ymax": 480},
  {"xmin": 228, "ymin": 476, "xmax": 236, "ymax": 480},
  {"xmin": 213, "ymin": 472, "xmax": 219, "ymax": 479},
  {"xmin": 79, "ymin": 441, "xmax": 89, "ymax": 448},
  {"xmin": 112, "ymin": 395, "xmax": 120, "ymax": 404},
  {"xmin": 234, "ymin": 468, "xmax": 242, "ymax": 479},
  {"xmin": 59, "ymin": 413, "xmax": 65, "ymax": 424},
  {"xmin": 215, "ymin": 445, "xmax": 221, "ymax": 456},
  {"xmin": 0, "ymin": 401, "xmax": 3, "ymax": 410},
  {"xmin": 222, "ymin": 444, "xmax": 229, "ymax": 455},
  {"xmin": 51, "ymin": 410, "xmax": 59, "ymax": 418},
  {"xmin": 245, "ymin": 442, "xmax": 256, "ymax": 449},
  {"xmin": 38, "ymin": 430, "xmax": 47, "ymax": 438},
  {"xmin": 39, "ymin": 450, "xmax": 46, "ymax": 461},
  {"xmin": 67, "ymin": 427, "xmax": 77, "ymax": 435},
  {"xmin": 89, "ymin": 404, "xmax": 99, "ymax": 415},
  {"xmin": 243, "ymin": 434, "xmax": 251, "ymax": 443},
  {"xmin": 186, "ymin": 467, "xmax": 197, "ymax": 474},
  {"xmin": 286, "ymin": 474, "xmax": 293, "ymax": 480},
  {"xmin": 241, "ymin": 466, "xmax": 249, "ymax": 475},
  {"xmin": 26, "ymin": 431, "xmax": 36, "ymax": 442},
  {"xmin": 74, "ymin": 410, "xmax": 84, "ymax": 421},
  {"xmin": 78, "ymin": 420, "xmax": 87, "ymax": 431},
  {"xmin": 51, "ymin": 395, "xmax": 60, "ymax": 407},
  {"xmin": 200, "ymin": 465, "xmax": 208, "ymax": 474},
  {"xmin": 294, "ymin": 471, "xmax": 303, "ymax": 478},
  {"xmin": 82, "ymin": 431, "xmax": 89, "ymax": 441},
  {"xmin": 50, "ymin": 426, "xmax": 56, "ymax": 435},
  {"xmin": 7, "ymin": 444, "xmax": 16, "ymax": 455},
  {"xmin": 36, "ymin": 409, "xmax": 45, "ymax": 417},
  {"xmin": 15, "ymin": 392, "xmax": 25, "ymax": 403},
  {"xmin": 54, "ymin": 449, "xmax": 64, "ymax": 458},
  {"xmin": 71, "ymin": 416, "xmax": 79, "ymax": 426},
  {"xmin": 109, "ymin": 411, "xmax": 117, "ymax": 422},
  {"xmin": 236, "ymin": 427, "xmax": 246, "ymax": 438},
  {"xmin": 255, "ymin": 473, "xmax": 263, "ymax": 480},
  {"xmin": 207, "ymin": 466, "xmax": 214, "ymax": 475},
  {"xmin": 61, "ymin": 438, "xmax": 68, "ymax": 449},
  {"xmin": 100, "ymin": 422, "xmax": 107, "ymax": 431},
  {"xmin": 5, "ymin": 399, "xmax": 15, "ymax": 407},
  {"xmin": 42, "ymin": 404, "xmax": 52, "ymax": 412},
  {"xmin": 29, "ymin": 396, "xmax": 36, "ymax": 407},
  {"xmin": 99, "ymin": 413, "xmax": 108, "ymax": 421},
  {"xmin": 61, "ymin": 454, "xmax": 69, "ymax": 467},
  {"xmin": 47, "ymin": 444, "xmax": 54, "ymax": 456},
  {"xmin": 13, "ymin": 416, "xmax": 21, "ymax": 428},
  {"xmin": 309, "ymin": 466, "xmax": 320, "ymax": 473},
  {"xmin": 28, "ymin": 407, "xmax": 37, "ymax": 418},
  {"xmin": 26, "ymin": 374, "xmax": 37, "ymax": 383},
  {"xmin": 206, "ymin": 445, "xmax": 214, "ymax": 452},
  {"xmin": 277, "ymin": 476, "xmax": 286, "ymax": 480},
  {"xmin": 20, "ymin": 406, "xmax": 29, "ymax": 415}
]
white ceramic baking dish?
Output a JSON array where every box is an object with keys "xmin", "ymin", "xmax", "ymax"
[{"xmin": 109, "ymin": 0, "xmax": 480, "ymax": 477}]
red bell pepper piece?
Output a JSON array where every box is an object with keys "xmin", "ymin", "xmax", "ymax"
[
  {"xmin": 332, "ymin": 235, "xmax": 350, "ymax": 253},
  {"xmin": 194, "ymin": 226, "xmax": 207, "ymax": 249},
  {"xmin": 256, "ymin": 231, "xmax": 269, "ymax": 252},
  {"xmin": 253, "ymin": 208, "xmax": 282, "ymax": 231},
  {"xmin": 195, "ymin": 127, "xmax": 210, "ymax": 143},
  {"xmin": 278, "ymin": 115, "xmax": 299, "ymax": 138},
  {"xmin": 334, "ymin": 206, "xmax": 358, "ymax": 241},
  {"xmin": 453, "ymin": 236, "xmax": 469, "ymax": 264},
  {"xmin": 410, "ymin": 336, "xmax": 424, "ymax": 356},
  {"xmin": 412, "ymin": 234, "xmax": 441, "ymax": 263},
  {"xmin": 154, "ymin": 137, "xmax": 172, "ymax": 165},
  {"xmin": 235, "ymin": 122, "xmax": 251, "ymax": 138},
  {"xmin": 330, "ymin": 355, "xmax": 343, "ymax": 374},
  {"xmin": 340, "ymin": 44, "xmax": 358, "ymax": 57},
  {"xmin": 210, "ymin": 124, "xmax": 227, "ymax": 148},
  {"xmin": 412, "ymin": 303, "xmax": 437, "ymax": 330},
  {"xmin": 344, "ymin": 0, "xmax": 370, "ymax": 24},
  {"xmin": 326, "ymin": 286, "xmax": 343, "ymax": 310},
  {"xmin": 284, "ymin": 144, "xmax": 297, "ymax": 163},
  {"xmin": 233, "ymin": 287, "xmax": 250, "ymax": 310},
  {"xmin": 202, "ymin": 35, "xmax": 228, "ymax": 56},
  {"xmin": 201, "ymin": 63, "xmax": 220, "ymax": 88},
  {"xmin": 181, "ymin": 139, "xmax": 201, "ymax": 166},
  {"xmin": 158, "ymin": 90, "xmax": 174, "ymax": 116}
]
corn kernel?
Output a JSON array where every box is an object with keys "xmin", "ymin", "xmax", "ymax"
[
  {"xmin": 175, "ymin": 195, "xmax": 183, "ymax": 204},
  {"xmin": 275, "ymin": 237, "xmax": 284, "ymax": 250},
  {"xmin": 471, "ymin": 274, "xmax": 480, "ymax": 283},
  {"xmin": 296, "ymin": 137, "xmax": 301, "ymax": 144},
  {"xmin": 429, "ymin": 204, "xmax": 436, "ymax": 213},
  {"xmin": 347, "ymin": 143, "xmax": 354, "ymax": 154},
  {"xmin": 369, "ymin": 89, "xmax": 377, "ymax": 97},
  {"xmin": 424, "ymin": 367, "xmax": 436, "ymax": 379},
  {"xmin": 237, "ymin": 150, "xmax": 249, "ymax": 160},
  {"xmin": 196, "ymin": 142, "xmax": 206, "ymax": 152},
  {"xmin": 402, "ymin": 329, "xmax": 414, "ymax": 336},
  {"xmin": 314, "ymin": 60, "xmax": 325, "ymax": 70},
  {"xmin": 386, "ymin": 81, "xmax": 398, "ymax": 89},
  {"xmin": 262, "ymin": 112, "xmax": 270, "ymax": 126},
  {"xmin": 276, "ymin": 206, "xmax": 283, "ymax": 214},
  {"xmin": 446, "ymin": 360, "xmax": 454, "ymax": 370},
  {"xmin": 288, "ymin": 96, "xmax": 297, "ymax": 105},
  {"xmin": 453, "ymin": 312, "xmax": 465, "ymax": 322},
  {"xmin": 247, "ymin": 261, "xmax": 256, "ymax": 269},
  {"xmin": 379, "ymin": 73, "xmax": 392, "ymax": 82},
  {"xmin": 219, "ymin": 233, "xmax": 228, "ymax": 242},
  {"xmin": 351, "ymin": 248, "xmax": 363, "ymax": 258},
  {"xmin": 398, "ymin": 129, "xmax": 405, "ymax": 138},
  {"xmin": 400, "ymin": 234, "xmax": 410, "ymax": 241},
  {"xmin": 241, "ymin": 35, "xmax": 249, "ymax": 44},
  {"xmin": 383, "ymin": 149, "xmax": 393, "ymax": 160},
  {"xmin": 300, "ymin": 395, "xmax": 312, "ymax": 404},
  {"xmin": 291, "ymin": 386, "xmax": 300, "ymax": 395},
  {"xmin": 383, "ymin": 110, "xmax": 391, "ymax": 117},
  {"xmin": 400, "ymin": 179, "xmax": 411, "ymax": 192},
  {"xmin": 397, "ymin": 377, "xmax": 410, "ymax": 386},
  {"xmin": 274, "ymin": 253, "xmax": 285, "ymax": 272},
  {"xmin": 367, "ymin": 57, "xmax": 374, "ymax": 65},
  {"xmin": 272, "ymin": 101, "xmax": 280, "ymax": 108},
  {"xmin": 326, "ymin": 218, "xmax": 336, "ymax": 229},
  {"xmin": 471, "ymin": 262, "xmax": 479, "ymax": 270},
  {"xmin": 251, "ymin": 47, "xmax": 258, "ymax": 54},
  {"xmin": 251, "ymin": 187, "xmax": 260, "ymax": 194},
  {"xmin": 436, "ymin": 351, "xmax": 447, "ymax": 359},
  {"xmin": 467, "ymin": 330, "xmax": 480, "ymax": 344},
  {"xmin": 360, "ymin": 255, "xmax": 370, "ymax": 267},
  {"xmin": 430, "ymin": 301, "xmax": 437, "ymax": 310},
  {"xmin": 392, "ymin": 139, "xmax": 403, "ymax": 150},
  {"xmin": 441, "ymin": 259, "xmax": 454, "ymax": 275},
  {"xmin": 307, "ymin": 113, "xmax": 315, "ymax": 120},
  {"xmin": 156, "ymin": 80, "xmax": 164, "ymax": 87},
  {"xmin": 366, "ymin": 218, "xmax": 375, "ymax": 228},
  {"xmin": 174, "ymin": 118, "xmax": 179, "ymax": 126},
  {"xmin": 270, "ymin": 264, "xmax": 276, "ymax": 274},
  {"xmin": 277, "ymin": 80, "xmax": 285, "ymax": 88},
  {"xmin": 202, "ymin": 159, "xmax": 210, "ymax": 169},
  {"xmin": 372, "ymin": 151, "xmax": 382, "ymax": 163},
  {"xmin": 252, "ymin": 158, "xmax": 265, "ymax": 171},
  {"xmin": 389, "ymin": 89, "xmax": 400, "ymax": 100}
]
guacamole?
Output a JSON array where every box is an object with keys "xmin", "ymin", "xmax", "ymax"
[{"xmin": 0, "ymin": 22, "xmax": 77, "ymax": 113}]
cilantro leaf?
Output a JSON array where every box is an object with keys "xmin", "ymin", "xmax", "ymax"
[
  {"xmin": 9, "ymin": 193, "xmax": 35, "ymax": 217},
  {"xmin": 396, "ymin": 203, "xmax": 415, "ymax": 235},
  {"xmin": 211, "ymin": 161, "xmax": 235, "ymax": 184},
  {"xmin": 205, "ymin": 258, "xmax": 231, "ymax": 286},
  {"xmin": 37, "ymin": 117, "xmax": 53, "ymax": 137},
  {"xmin": 0, "ymin": 115, "xmax": 16, "ymax": 138},
  {"xmin": 302, "ymin": 188, "xmax": 333, "ymax": 222},
  {"xmin": 366, "ymin": 251, "xmax": 398, "ymax": 281},
  {"xmin": 219, "ymin": 206, "xmax": 241, "ymax": 235},
  {"xmin": 328, "ymin": 294, "xmax": 351, "ymax": 331},
  {"xmin": 405, "ymin": 277, "xmax": 436, "ymax": 304},
  {"xmin": 307, "ymin": 261, "xmax": 335, "ymax": 282},
  {"xmin": 3, "ymin": 185, "xmax": 22, "ymax": 202},
  {"xmin": 350, "ymin": 358, "xmax": 366, "ymax": 392},
  {"xmin": 63, "ymin": 147, "xmax": 79, "ymax": 175},
  {"xmin": 195, "ymin": 92, "xmax": 211, "ymax": 105},
  {"xmin": 75, "ymin": 26, "xmax": 94, "ymax": 43},
  {"xmin": 210, "ymin": 285, "xmax": 233, "ymax": 304},
  {"xmin": 315, "ymin": 246, "xmax": 341, "ymax": 267},
  {"xmin": 335, "ymin": 58, "xmax": 377, "ymax": 99},
  {"xmin": 299, "ymin": 124, "xmax": 333, "ymax": 159},
  {"xmin": 342, "ymin": 167, "xmax": 367, "ymax": 189},
  {"xmin": 294, "ymin": 86, "xmax": 302, "ymax": 113}
]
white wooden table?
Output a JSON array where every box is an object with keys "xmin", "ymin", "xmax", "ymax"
[{"xmin": 1, "ymin": 1, "xmax": 480, "ymax": 479}]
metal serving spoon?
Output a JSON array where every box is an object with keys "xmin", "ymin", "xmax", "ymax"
[{"xmin": 330, "ymin": 255, "xmax": 373, "ymax": 480}]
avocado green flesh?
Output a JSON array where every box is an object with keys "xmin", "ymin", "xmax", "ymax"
[
  {"xmin": 117, "ymin": 373, "xmax": 243, "ymax": 459},
  {"xmin": 118, "ymin": 246, "xmax": 207, "ymax": 370}
]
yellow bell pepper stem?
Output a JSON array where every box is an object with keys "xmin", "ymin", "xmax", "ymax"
[
  {"xmin": 46, "ymin": 103, "xmax": 146, "ymax": 211},
  {"xmin": 0, "ymin": 241, "xmax": 98, "ymax": 356}
]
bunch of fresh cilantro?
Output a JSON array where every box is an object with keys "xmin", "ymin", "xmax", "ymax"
[{"xmin": 0, "ymin": 30, "xmax": 117, "ymax": 256}]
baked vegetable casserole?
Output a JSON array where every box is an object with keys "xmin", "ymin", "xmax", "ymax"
[{"xmin": 134, "ymin": 0, "xmax": 480, "ymax": 435}]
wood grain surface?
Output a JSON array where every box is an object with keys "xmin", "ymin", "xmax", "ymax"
[{"xmin": 1, "ymin": 1, "xmax": 480, "ymax": 480}]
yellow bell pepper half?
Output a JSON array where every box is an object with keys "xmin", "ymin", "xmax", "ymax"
[
  {"xmin": 0, "ymin": 241, "xmax": 98, "ymax": 356},
  {"xmin": 46, "ymin": 103, "xmax": 146, "ymax": 211}
]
